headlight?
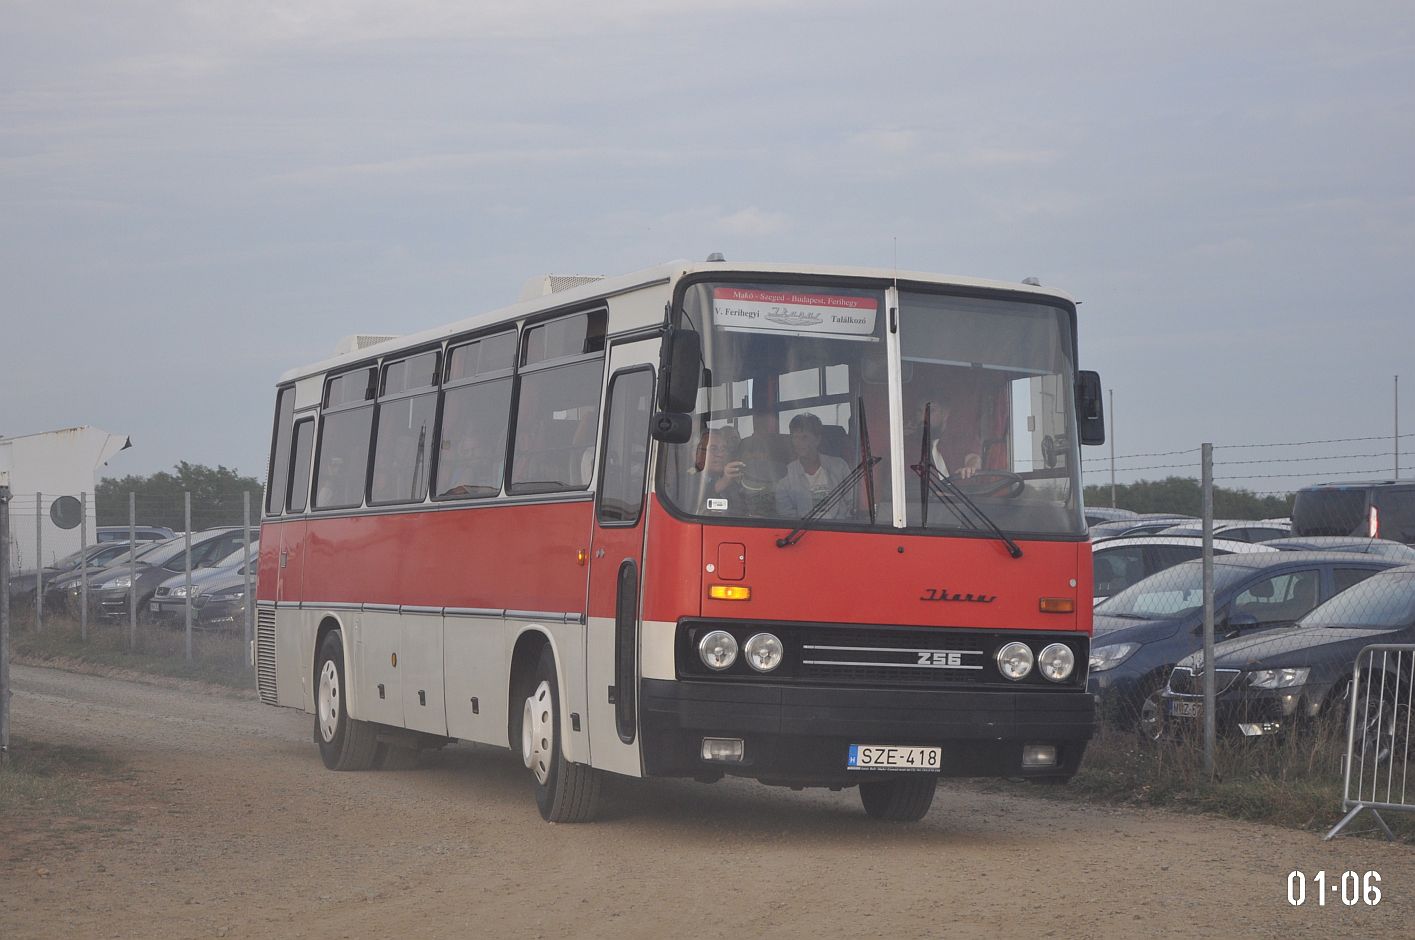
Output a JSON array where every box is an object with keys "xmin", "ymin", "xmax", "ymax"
[
  {"xmin": 103, "ymin": 576, "xmax": 132, "ymax": 589},
  {"xmin": 170, "ymin": 585, "xmax": 190, "ymax": 597},
  {"xmin": 1038, "ymin": 643, "xmax": 1076, "ymax": 681},
  {"xmin": 743, "ymin": 633, "xmax": 783, "ymax": 672},
  {"xmin": 1088, "ymin": 643, "xmax": 1140, "ymax": 672},
  {"xmin": 698, "ymin": 630, "xmax": 738, "ymax": 671},
  {"xmin": 1248, "ymin": 667, "xmax": 1310, "ymax": 689},
  {"xmin": 996, "ymin": 641, "xmax": 1034, "ymax": 680}
]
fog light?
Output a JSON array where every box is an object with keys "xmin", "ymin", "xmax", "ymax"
[
  {"xmin": 698, "ymin": 630, "xmax": 738, "ymax": 671},
  {"xmin": 1022, "ymin": 744, "xmax": 1058, "ymax": 768},
  {"xmin": 996, "ymin": 642, "xmax": 1034, "ymax": 680},
  {"xmin": 744, "ymin": 633, "xmax": 783, "ymax": 672},
  {"xmin": 701, "ymin": 737, "xmax": 744, "ymax": 762},
  {"xmin": 1037, "ymin": 643, "xmax": 1075, "ymax": 682},
  {"xmin": 1239, "ymin": 722, "xmax": 1282, "ymax": 737}
]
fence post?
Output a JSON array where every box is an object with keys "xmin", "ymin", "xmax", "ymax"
[
  {"xmin": 184, "ymin": 492, "xmax": 193, "ymax": 663},
  {"xmin": 243, "ymin": 492, "xmax": 253, "ymax": 669},
  {"xmin": 79, "ymin": 492, "xmax": 88, "ymax": 642},
  {"xmin": 1201, "ymin": 442, "xmax": 1215, "ymax": 779},
  {"xmin": 2, "ymin": 481, "xmax": 12, "ymax": 764},
  {"xmin": 34, "ymin": 492, "xmax": 42, "ymax": 632},
  {"xmin": 128, "ymin": 492, "xmax": 137, "ymax": 650}
]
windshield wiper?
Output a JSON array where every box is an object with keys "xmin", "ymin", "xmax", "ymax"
[
  {"xmin": 912, "ymin": 402, "xmax": 1023, "ymax": 559},
  {"xmin": 777, "ymin": 396, "xmax": 881, "ymax": 548}
]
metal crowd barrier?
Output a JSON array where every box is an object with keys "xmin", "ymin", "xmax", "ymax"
[{"xmin": 1326, "ymin": 644, "xmax": 1415, "ymax": 841}]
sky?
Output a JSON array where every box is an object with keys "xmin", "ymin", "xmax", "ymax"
[{"xmin": 3, "ymin": 1, "xmax": 1414, "ymax": 497}]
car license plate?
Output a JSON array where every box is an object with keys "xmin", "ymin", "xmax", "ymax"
[
  {"xmin": 149, "ymin": 601, "xmax": 161, "ymax": 613},
  {"xmin": 847, "ymin": 745, "xmax": 941, "ymax": 771},
  {"xmin": 1169, "ymin": 700, "xmax": 1202, "ymax": 719}
]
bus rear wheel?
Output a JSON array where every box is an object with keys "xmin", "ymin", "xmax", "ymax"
[
  {"xmin": 315, "ymin": 630, "xmax": 379, "ymax": 771},
  {"xmin": 519, "ymin": 645, "xmax": 602, "ymax": 823},
  {"xmin": 858, "ymin": 775, "xmax": 938, "ymax": 822}
]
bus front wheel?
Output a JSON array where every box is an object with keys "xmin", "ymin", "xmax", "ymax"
[
  {"xmin": 519, "ymin": 645, "xmax": 602, "ymax": 823},
  {"xmin": 858, "ymin": 775, "xmax": 938, "ymax": 822},
  {"xmin": 315, "ymin": 630, "xmax": 380, "ymax": 771}
]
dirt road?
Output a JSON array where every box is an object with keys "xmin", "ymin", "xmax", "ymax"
[{"xmin": 2, "ymin": 664, "xmax": 1412, "ymax": 939}]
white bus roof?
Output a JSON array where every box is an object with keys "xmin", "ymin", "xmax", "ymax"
[{"xmin": 277, "ymin": 259, "xmax": 1077, "ymax": 385}]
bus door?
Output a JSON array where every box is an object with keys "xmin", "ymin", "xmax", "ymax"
[{"xmin": 585, "ymin": 339, "xmax": 658, "ymax": 776}]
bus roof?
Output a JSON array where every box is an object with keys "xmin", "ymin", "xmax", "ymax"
[{"xmin": 277, "ymin": 259, "xmax": 1077, "ymax": 386}]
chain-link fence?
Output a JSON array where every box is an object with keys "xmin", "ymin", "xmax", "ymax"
[
  {"xmin": 2, "ymin": 490, "xmax": 260, "ymax": 681},
  {"xmin": 1087, "ymin": 446, "xmax": 1415, "ymax": 834}
]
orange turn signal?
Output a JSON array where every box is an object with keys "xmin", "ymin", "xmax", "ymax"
[
  {"xmin": 1039, "ymin": 597, "xmax": 1075, "ymax": 614},
  {"xmin": 709, "ymin": 585, "xmax": 752, "ymax": 601}
]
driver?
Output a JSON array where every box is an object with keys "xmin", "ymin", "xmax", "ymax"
[{"xmin": 907, "ymin": 397, "xmax": 981, "ymax": 480}]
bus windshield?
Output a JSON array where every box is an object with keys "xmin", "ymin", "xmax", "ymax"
[{"xmin": 658, "ymin": 279, "xmax": 1085, "ymax": 538}]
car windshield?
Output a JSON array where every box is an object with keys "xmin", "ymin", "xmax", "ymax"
[
  {"xmin": 1098, "ymin": 562, "xmax": 1250, "ymax": 619},
  {"xmin": 1301, "ymin": 572, "xmax": 1415, "ymax": 629},
  {"xmin": 657, "ymin": 279, "xmax": 1084, "ymax": 537}
]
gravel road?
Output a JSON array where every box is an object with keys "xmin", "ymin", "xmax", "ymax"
[{"xmin": 2, "ymin": 664, "xmax": 1412, "ymax": 939}]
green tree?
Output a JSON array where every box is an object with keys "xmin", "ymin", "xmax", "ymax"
[
  {"xmin": 1084, "ymin": 476, "xmax": 1293, "ymax": 519},
  {"xmin": 96, "ymin": 462, "xmax": 263, "ymax": 530}
]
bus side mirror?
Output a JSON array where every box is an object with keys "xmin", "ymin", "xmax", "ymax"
[
  {"xmin": 650, "ymin": 412, "xmax": 693, "ymax": 444},
  {"xmin": 659, "ymin": 328, "xmax": 702, "ymax": 415},
  {"xmin": 1076, "ymin": 370, "xmax": 1105, "ymax": 446}
]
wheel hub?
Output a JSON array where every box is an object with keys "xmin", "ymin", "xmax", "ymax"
[
  {"xmin": 317, "ymin": 660, "xmax": 340, "ymax": 743},
  {"xmin": 521, "ymin": 680, "xmax": 553, "ymax": 784}
]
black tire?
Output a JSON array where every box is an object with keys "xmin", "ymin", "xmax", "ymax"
[
  {"xmin": 859, "ymin": 775, "xmax": 938, "ymax": 822},
  {"xmin": 1136, "ymin": 683, "xmax": 1166, "ymax": 743},
  {"xmin": 517, "ymin": 645, "xmax": 602, "ymax": 822},
  {"xmin": 315, "ymin": 630, "xmax": 379, "ymax": 771},
  {"xmin": 1354, "ymin": 675, "xmax": 1408, "ymax": 765}
]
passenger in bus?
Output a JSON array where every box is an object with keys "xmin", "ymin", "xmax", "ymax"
[
  {"xmin": 907, "ymin": 397, "xmax": 981, "ymax": 480},
  {"xmin": 737, "ymin": 403, "xmax": 792, "ymax": 483},
  {"xmin": 696, "ymin": 426, "xmax": 750, "ymax": 515},
  {"xmin": 440, "ymin": 428, "xmax": 503, "ymax": 496},
  {"xmin": 775, "ymin": 413, "xmax": 852, "ymax": 518}
]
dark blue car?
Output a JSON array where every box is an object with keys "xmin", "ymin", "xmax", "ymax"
[{"xmin": 1087, "ymin": 552, "xmax": 1406, "ymax": 737}]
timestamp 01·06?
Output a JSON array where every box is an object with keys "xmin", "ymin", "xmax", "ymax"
[{"xmin": 1287, "ymin": 870, "xmax": 1381, "ymax": 906}]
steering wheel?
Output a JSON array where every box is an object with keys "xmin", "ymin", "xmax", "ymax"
[{"xmin": 952, "ymin": 470, "xmax": 1025, "ymax": 499}]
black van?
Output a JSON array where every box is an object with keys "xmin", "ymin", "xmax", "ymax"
[{"xmin": 1290, "ymin": 480, "xmax": 1415, "ymax": 544}]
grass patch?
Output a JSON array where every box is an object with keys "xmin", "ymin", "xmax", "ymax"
[
  {"xmin": 8, "ymin": 609, "xmax": 253, "ymax": 690},
  {"xmin": 1010, "ymin": 718, "xmax": 1415, "ymax": 841},
  {"xmin": 0, "ymin": 737, "xmax": 125, "ymax": 818}
]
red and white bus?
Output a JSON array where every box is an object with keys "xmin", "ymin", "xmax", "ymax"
[{"xmin": 256, "ymin": 259, "xmax": 1106, "ymax": 822}]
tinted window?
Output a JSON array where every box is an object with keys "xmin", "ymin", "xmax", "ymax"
[
  {"xmin": 266, "ymin": 387, "xmax": 295, "ymax": 514},
  {"xmin": 1093, "ymin": 545, "xmax": 1146, "ymax": 597},
  {"xmin": 448, "ymin": 331, "xmax": 516, "ymax": 382},
  {"xmin": 510, "ymin": 359, "xmax": 604, "ymax": 493},
  {"xmin": 1303, "ymin": 572, "xmax": 1415, "ymax": 629},
  {"xmin": 325, "ymin": 369, "xmax": 377, "ymax": 407},
  {"xmin": 435, "ymin": 379, "xmax": 512, "ymax": 498},
  {"xmin": 1373, "ymin": 490, "xmax": 1415, "ymax": 543},
  {"xmin": 381, "ymin": 351, "xmax": 439, "ymax": 396},
  {"xmin": 1232, "ymin": 569, "xmax": 1320, "ymax": 625},
  {"xmin": 1149, "ymin": 544, "xmax": 1203, "ymax": 570},
  {"xmin": 598, "ymin": 369, "xmax": 654, "ymax": 524},
  {"xmin": 314, "ymin": 407, "xmax": 373, "ymax": 509},
  {"xmin": 287, "ymin": 419, "xmax": 314, "ymax": 513},
  {"xmin": 1333, "ymin": 567, "xmax": 1381, "ymax": 595},
  {"xmin": 522, "ymin": 313, "xmax": 605, "ymax": 366},
  {"xmin": 370, "ymin": 392, "xmax": 437, "ymax": 505},
  {"xmin": 1292, "ymin": 489, "xmax": 1367, "ymax": 537}
]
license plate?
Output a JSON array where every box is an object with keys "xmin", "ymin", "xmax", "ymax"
[
  {"xmin": 847, "ymin": 745, "xmax": 941, "ymax": 771},
  {"xmin": 1169, "ymin": 700, "xmax": 1202, "ymax": 719},
  {"xmin": 149, "ymin": 601, "xmax": 161, "ymax": 612}
]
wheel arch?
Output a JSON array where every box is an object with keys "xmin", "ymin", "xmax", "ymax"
[{"xmin": 508, "ymin": 626, "xmax": 560, "ymax": 751}]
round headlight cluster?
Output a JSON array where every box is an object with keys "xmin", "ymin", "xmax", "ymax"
[
  {"xmin": 698, "ymin": 630, "xmax": 784, "ymax": 673},
  {"xmin": 698, "ymin": 631, "xmax": 738, "ymax": 671},
  {"xmin": 744, "ymin": 633, "xmax": 783, "ymax": 672},
  {"xmin": 996, "ymin": 641, "xmax": 1077, "ymax": 682},
  {"xmin": 996, "ymin": 642, "xmax": 1034, "ymax": 680},
  {"xmin": 1038, "ymin": 643, "xmax": 1076, "ymax": 682}
]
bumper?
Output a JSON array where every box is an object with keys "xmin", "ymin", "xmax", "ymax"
[
  {"xmin": 1161, "ymin": 682, "xmax": 1338, "ymax": 737},
  {"xmin": 641, "ymin": 678, "xmax": 1095, "ymax": 786}
]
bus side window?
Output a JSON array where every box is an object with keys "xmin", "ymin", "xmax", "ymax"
[
  {"xmin": 598, "ymin": 369, "xmax": 654, "ymax": 524},
  {"xmin": 314, "ymin": 368, "xmax": 376, "ymax": 510},
  {"xmin": 287, "ymin": 418, "xmax": 315, "ymax": 512},
  {"xmin": 265, "ymin": 387, "xmax": 295, "ymax": 514}
]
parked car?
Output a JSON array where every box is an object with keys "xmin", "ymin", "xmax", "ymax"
[
  {"xmin": 1161, "ymin": 565, "xmax": 1415, "ymax": 751},
  {"xmin": 192, "ymin": 559, "xmax": 258, "ymax": 631},
  {"xmin": 1291, "ymin": 480, "xmax": 1415, "ymax": 544},
  {"xmin": 1265, "ymin": 536, "xmax": 1415, "ymax": 559},
  {"xmin": 1085, "ymin": 507, "xmax": 1139, "ymax": 527},
  {"xmin": 1088, "ymin": 515, "xmax": 1196, "ymax": 541},
  {"xmin": 43, "ymin": 539, "xmax": 174, "ymax": 614},
  {"xmin": 149, "ymin": 541, "xmax": 258, "ymax": 625},
  {"xmin": 7, "ymin": 541, "xmax": 134, "ymax": 610},
  {"xmin": 96, "ymin": 525, "xmax": 176, "ymax": 543},
  {"xmin": 1088, "ymin": 552, "xmax": 1407, "ymax": 737},
  {"xmin": 90, "ymin": 528, "xmax": 257, "ymax": 621},
  {"xmin": 1092, "ymin": 536, "xmax": 1277, "ymax": 605},
  {"xmin": 1157, "ymin": 519, "xmax": 1292, "ymax": 542}
]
